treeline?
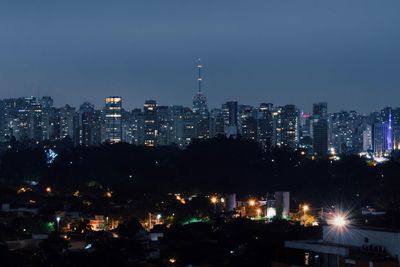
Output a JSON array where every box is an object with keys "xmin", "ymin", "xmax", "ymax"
[{"xmin": 1, "ymin": 136, "xmax": 400, "ymax": 210}]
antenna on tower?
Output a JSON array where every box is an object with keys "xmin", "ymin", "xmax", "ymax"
[{"xmin": 197, "ymin": 58, "xmax": 203, "ymax": 93}]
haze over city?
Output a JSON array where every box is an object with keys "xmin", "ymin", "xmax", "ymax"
[{"xmin": 0, "ymin": 0, "xmax": 399, "ymax": 112}]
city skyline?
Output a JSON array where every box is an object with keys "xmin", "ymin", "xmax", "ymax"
[{"xmin": 0, "ymin": 1, "xmax": 400, "ymax": 112}]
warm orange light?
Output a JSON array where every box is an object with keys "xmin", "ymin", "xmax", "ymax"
[
  {"xmin": 248, "ymin": 199, "xmax": 256, "ymax": 206},
  {"xmin": 302, "ymin": 205, "xmax": 309, "ymax": 213},
  {"xmin": 256, "ymin": 208, "xmax": 262, "ymax": 215},
  {"xmin": 210, "ymin": 196, "xmax": 218, "ymax": 204},
  {"xmin": 169, "ymin": 258, "xmax": 176, "ymax": 264},
  {"xmin": 46, "ymin": 187, "xmax": 52, "ymax": 193},
  {"xmin": 105, "ymin": 191, "xmax": 113, "ymax": 198}
]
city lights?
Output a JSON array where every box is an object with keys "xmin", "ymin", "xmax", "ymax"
[{"xmin": 210, "ymin": 196, "xmax": 218, "ymax": 204}]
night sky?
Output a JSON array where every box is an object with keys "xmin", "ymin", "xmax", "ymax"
[{"xmin": 0, "ymin": 0, "xmax": 399, "ymax": 112}]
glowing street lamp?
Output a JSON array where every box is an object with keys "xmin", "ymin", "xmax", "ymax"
[
  {"xmin": 248, "ymin": 199, "xmax": 256, "ymax": 207},
  {"xmin": 302, "ymin": 204, "xmax": 309, "ymax": 215},
  {"xmin": 210, "ymin": 196, "xmax": 218, "ymax": 213},
  {"xmin": 56, "ymin": 216, "xmax": 61, "ymax": 232}
]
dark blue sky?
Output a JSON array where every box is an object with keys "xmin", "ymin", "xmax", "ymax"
[{"xmin": 0, "ymin": 0, "xmax": 399, "ymax": 112}]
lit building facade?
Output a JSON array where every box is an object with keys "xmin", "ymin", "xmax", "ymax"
[
  {"xmin": 103, "ymin": 96, "xmax": 122, "ymax": 143},
  {"xmin": 143, "ymin": 100, "xmax": 157, "ymax": 147}
]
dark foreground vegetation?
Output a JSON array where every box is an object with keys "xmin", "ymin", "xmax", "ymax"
[{"xmin": 1, "ymin": 136, "xmax": 400, "ymax": 210}]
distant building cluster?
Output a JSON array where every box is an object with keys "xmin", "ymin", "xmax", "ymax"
[{"xmin": 0, "ymin": 65, "xmax": 399, "ymax": 155}]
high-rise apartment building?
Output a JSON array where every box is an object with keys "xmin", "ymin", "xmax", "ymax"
[
  {"xmin": 103, "ymin": 96, "xmax": 122, "ymax": 143},
  {"xmin": 281, "ymin": 105, "xmax": 299, "ymax": 149},
  {"xmin": 143, "ymin": 100, "xmax": 157, "ymax": 147}
]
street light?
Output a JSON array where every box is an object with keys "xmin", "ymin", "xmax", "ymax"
[
  {"xmin": 302, "ymin": 204, "xmax": 309, "ymax": 214},
  {"xmin": 248, "ymin": 199, "xmax": 256, "ymax": 206},
  {"xmin": 256, "ymin": 208, "xmax": 262, "ymax": 217},
  {"xmin": 210, "ymin": 196, "xmax": 218, "ymax": 213},
  {"xmin": 56, "ymin": 217, "xmax": 61, "ymax": 232}
]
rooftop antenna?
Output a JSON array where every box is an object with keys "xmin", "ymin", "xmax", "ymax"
[{"xmin": 197, "ymin": 58, "xmax": 203, "ymax": 93}]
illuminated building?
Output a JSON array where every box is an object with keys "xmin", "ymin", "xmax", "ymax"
[
  {"xmin": 210, "ymin": 108, "xmax": 225, "ymax": 137},
  {"xmin": 272, "ymin": 106, "xmax": 283, "ymax": 147},
  {"xmin": 281, "ymin": 105, "xmax": 299, "ymax": 149},
  {"xmin": 30, "ymin": 102, "xmax": 44, "ymax": 141},
  {"xmin": 156, "ymin": 105, "xmax": 172, "ymax": 145},
  {"xmin": 40, "ymin": 96, "xmax": 56, "ymax": 141},
  {"xmin": 126, "ymin": 108, "xmax": 144, "ymax": 145},
  {"xmin": 299, "ymin": 112, "xmax": 313, "ymax": 150},
  {"xmin": 143, "ymin": 100, "xmax": 157, "ymax": 147},
  {"xmin": 59, "ymin": 105, "xmax": 77, "ymax": 142},
  {"xmin": 78, "ymin": 102, "xmax": 102, "ymax": 146},
  {"xmin": 330, "ymin": 111, "xmax": 364, "ymax": 154},
  {"xmin": 312, "ymin": 103, "xmax": 329, "ymax": 156},
  {"xmin": 362, "ymin": 124, "xmax": 373, "ymax": 152},
  {"xmin": 223, "ymin": 101, "xmax": 240, "ymax": 137},
  {"xmin": 257, "ymin": 103, "xmax": 273, "ymax": 150},
  {"xmin": 393, "ymin": 108, "xmax": 400, "ymax": 150},
  {"xmin": 0, "ymin": 100, "xmax": 5, "ymax": 141},
  {"xmin": 373, "ymin": 122, "xmax": 388, "ymax": 155},
  {"xmin": 240, "ymin": 105, "xmax": 257, "ymax": 141},
  {"xmin": 170, "ymin": 106, "xmax": 195, "ymax": 148},
  {"xmin": 103, "ymin": 96, "xmax": 122, "ymax": 143}
]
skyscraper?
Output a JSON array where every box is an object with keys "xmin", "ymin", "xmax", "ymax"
[
  {"xmin": 257, "ymin": 103, "xmax": 273, "ymax": 150},
  {"xmin": 143, "ymin": 100, "xmax": 157, "ymax": 147},
  {"xmin": 59, "ymin": 105, "xmax": 77, "ymax": 142},
  {"xmin": 312, "ymin": 103, "xmax": 328, "ymax": 156},
  {"xmin": 240, "ymin": 105, "xmax": 257, "ymax": 141},
  {"xmin": 103, "ymin": 96, "xmax": 122, "ymax": 143},
  {"xmin": 78, "ymin": 102, "xmax": 101, "ymax": 146},
  {"xmin": 223, "ymin": 101, "xmax": 239, "ymax": 137},
  {"xmin": 170, "ymin": 106, "xmax": 195, "ymax": 148},
  {"xmin": 157, "ymin": 105, "xmax": 172, "ymax": 145},
  {"xmin": 281, "ymin": 104, "xmax": 299, "ymax": 149}
]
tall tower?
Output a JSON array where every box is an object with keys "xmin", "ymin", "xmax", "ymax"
[{"xmin": 192, "ymin": 59, "xmax": 208, "ymax": 117}]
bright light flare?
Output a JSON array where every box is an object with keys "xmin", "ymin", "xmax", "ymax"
[
  {"xmin": 327, "ymin": 211, "xmax": 350, "ymax": 228},
  {"xmin": 210, "ymin": 196, "xmax": 218, "ymax": 204},
  {"xmin": 332, "ymin": 215, "xmax": 346, "ymax": 227}
]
